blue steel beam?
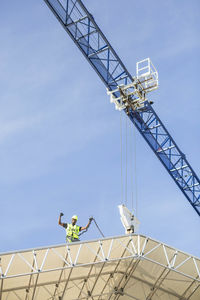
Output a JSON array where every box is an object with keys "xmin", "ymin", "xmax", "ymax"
[
  {"xmin": 129, "ymin": 102, "xmax": 200, "ymax": 216},
  {"xmin": 43, "ymin": 0, "xmax": 200, "ymax": 216}
]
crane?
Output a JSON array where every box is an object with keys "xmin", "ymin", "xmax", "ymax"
[{"xmin": 43, "ymin": 0, "xmax": 200, "ymax": 216}]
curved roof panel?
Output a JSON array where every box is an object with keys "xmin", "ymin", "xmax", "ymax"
[{"xmin": 0, "ymin": 234, "xmax": 200, "ymax": 299}]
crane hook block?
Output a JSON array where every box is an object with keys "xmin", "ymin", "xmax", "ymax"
[{"xmin": 118, "ymin": 204, "xmax": 140, "ymax": 234}]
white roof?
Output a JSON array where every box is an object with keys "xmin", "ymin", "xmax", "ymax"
[{"xmin": 0, "ymin": 234, "xmax": 200, "ymax": 299}]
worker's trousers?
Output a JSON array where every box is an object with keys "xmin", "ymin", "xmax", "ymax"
[{"xmin": 66, "ymin": 236, "xmax": 80, "ymax": 243}]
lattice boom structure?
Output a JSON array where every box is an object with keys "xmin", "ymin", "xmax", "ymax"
[
  {"xmin": 43, "ymin": 0, "xmax": 200, "ymax": 216},
  {"xmin": 0, "ymin": 235, "xmax": 200, "ymax": 299}
]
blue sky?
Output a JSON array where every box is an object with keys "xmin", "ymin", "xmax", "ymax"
[{"xmin": 0, "ymin": 0, "xmax": 200, "ymax": 257}]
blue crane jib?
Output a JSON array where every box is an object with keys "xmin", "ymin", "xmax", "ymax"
[{"xmin": 43, "ymin": 0, "xmax": 200, "ymax": 216}]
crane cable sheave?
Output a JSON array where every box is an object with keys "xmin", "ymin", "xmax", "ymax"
[{"xmin": 107, "ymin": 58, "xmax": 158, "ymax": 112}]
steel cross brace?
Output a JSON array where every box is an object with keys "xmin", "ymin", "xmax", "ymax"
[
  {"xmin": 128, "ymin": 102, "xmax": 200, "ymax": 216},
  {"xmin": 43, "ymin": 0, "xmax": 132, "ymax": 94}
]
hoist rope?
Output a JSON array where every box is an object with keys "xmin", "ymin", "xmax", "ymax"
[
  {"xmin": 79, "ymin": 218, "xmax": 105, "ymax": 238},
  {"xmin": 120, "ymin": 110, "xmax": 123, "ymax": 204},
  {"xmin": 125, "ymin": 116, "xmax": 128, "ymax": 206},
  {"xmin": 133, "ymin": 120, "xmax": 138, "ymax": 218},
  {"xmin": 120, "ymin": 111, "xmax": 139, "ymax": 217},
  {"xmin": 130, "ymin": 120, "xmax": 134, "ymax": 212},
  {"xmin": 93, "ymin": 218, "xmax": 105, "ymax": 238}
]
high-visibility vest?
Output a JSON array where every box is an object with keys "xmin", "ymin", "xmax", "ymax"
[{"xmin": 66, "ymin": 224, "xmax": 80, "ymax": 240}]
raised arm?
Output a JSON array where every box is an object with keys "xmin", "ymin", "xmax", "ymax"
[
  {"xmin": 80, "ymin": 217, "xmax": 93, "ymax": 231},
  {"xmin": 58, "ymin": 212, "xmax": 67, "ymax": 228}
]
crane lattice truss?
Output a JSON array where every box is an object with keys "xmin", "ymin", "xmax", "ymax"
[
  {"xmin": 0, "ymin": 235, "xmax": 200, "ymax": 299},
  {"xmin": 43, "ymin": 0, "xmax": 200, "ymax": 216}
]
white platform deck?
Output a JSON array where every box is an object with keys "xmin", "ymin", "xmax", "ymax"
[{"xmin": 0, "ymin": 234, "xmax": 200, "ymax": 299}]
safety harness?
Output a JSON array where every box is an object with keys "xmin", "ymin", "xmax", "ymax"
[
  {"xmin": 65, "ymin": 218, "xmax": 104, "ymax": 243},
  {"xmin": 66, "ymin": 223, "xmax": 80, "ymax": 243}
]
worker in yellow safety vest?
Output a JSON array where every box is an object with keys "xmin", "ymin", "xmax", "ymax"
[{"xmin": 58, "ymin": 213, "xmax": 93, "ymax": 243}]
